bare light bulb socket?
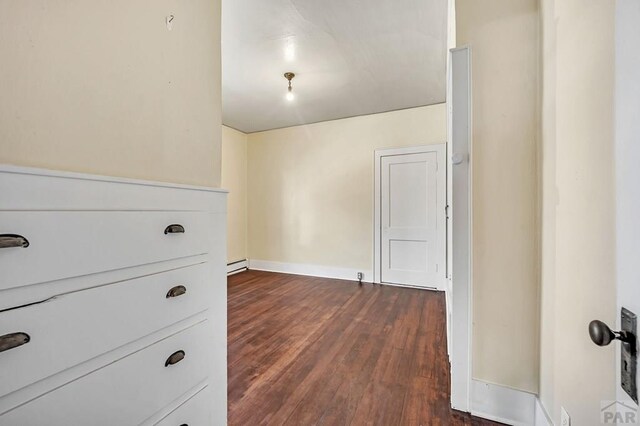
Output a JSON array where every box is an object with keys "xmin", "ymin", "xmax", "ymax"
[{"xmin": 284, "ymin": 72, "xmax": 295, "ymax": 101}]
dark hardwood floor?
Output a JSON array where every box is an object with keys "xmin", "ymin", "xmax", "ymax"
[{"xmin": 228, "ymin": 270, "xmax": 502, "ymax": 425}]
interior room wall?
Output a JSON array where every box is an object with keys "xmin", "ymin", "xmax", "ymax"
[
  {"xmin": 222, "ymin": 125, "xmax": 248, "ymax": 264},
  {"xmin": 246, "ymin": 104, "xmax": 446, "ymax": 279},
  {"xmin": 456, "ymin": 0, "xmax": 540, "ymax": 393},
  {"xmin": 0, "ymin": 0, "xmax": 222, "ymax": 187},
  {"xmin": 539, "ymin": 0, "xmax": 617, "ymax": 424}
]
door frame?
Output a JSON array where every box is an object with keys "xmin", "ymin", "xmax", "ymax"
[
  {"xmin": 373, "ymin": 143, "xmax": 447, "ymax": 291},
  {"xmin": 448, "ymin": 46, "xmax": 473, "ymax": 412}
]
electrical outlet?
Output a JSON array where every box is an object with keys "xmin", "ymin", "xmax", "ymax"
[
  {"xmin": 561, "ymin": 407, "xmax": 571, "ymax": 426},
  {"xmin": 357, "ymin": 272, "xmax": 363, "ymax": 280}
]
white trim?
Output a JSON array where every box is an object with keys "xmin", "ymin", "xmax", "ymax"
[
  {"xmin": 471, "ymin": 380, "xmax": 536, "ymax": 426},
  {"xmin": 0, "ymin": 164, "xmax": 228, "ymax": 193},
  {"xmin": 448, "ymin": 45, "xmax": 473, "ymax": 412},
  {"xmin": 248, "ymin": 260, "xmax": 445, "ymax": 294},
  {"xmin": 373, "ymin": 144, "xmax": 447, "ymax": 291},
  {"xmin": 372, "ymin": 280, "xmax": 440, "ymax": 292},
  {"xmin": 0, "ymin": 164, "xmax": 227, "ymax": 212},
  {"xmin": 227, "ymin": 260, "xmax": 248, "ymax": 275},
  {"xmin": 249, "ymin": 259, "xmax": 365, "ymax": 283},
  {"xmin": 534, "ymin": 398, "xmax": 553, "ymax": 426}
]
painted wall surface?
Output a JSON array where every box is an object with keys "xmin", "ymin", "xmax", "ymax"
[
  {"xmin": 539, "ymin": 0, "xmax": 617, "ymax": 424},
  {"xmin": 0, "ymin": 0, "xmax": 222, "ymax": 187},
  {"xmin": 222, "ymin": 126, "xmax": 248, "ymax": 263},
  {"xmin": 246, "ymin": 104, "xmax": 446, "ymax": 276},
  {"xmin": 456, "ymin": 0, "xmax": 540, "ymax": 392}
]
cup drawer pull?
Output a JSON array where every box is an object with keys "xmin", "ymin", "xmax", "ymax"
[
  {"xmin": 165, "ymin": 350, "xmax": 185, "ymax": 367},
  {"xmin": 166, "ymin": 285, "xmax": 187, "ymax": 298},
  {"xmin": 164, "ymin": 224, "xmax": 185, "ymax": 235},
  {"xmin": 0, "ymin": 332, "xmax": 30, "ymax": 353},
  {"xmin": 0, "ymin": 234, "xmax": 29, "ymax": 249}
]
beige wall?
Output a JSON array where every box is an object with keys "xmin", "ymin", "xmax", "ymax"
[
  {"xmin": 456, "ymin": 0, "xmax": 540, "ymax": 392},
  {"xmin": 222, "ymin": 126, "xmax": 248, "ymax": 263},
  {"xmin": 0, "ymin": 0, "xmax": 222, "ymax": 187},
  {"xmin": 539, "ymin": 0, "xmax": 617, "ymax": 424},
  {"xmin": 247, "ymin": 104, "xmax": 446, "ymax": 275}
]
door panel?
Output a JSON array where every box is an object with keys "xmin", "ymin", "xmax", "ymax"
[
  {"xmin": 380, "ymin": 150, "xmax": 444, "ymax": 288},
  {"xmin": 616, "ymin": 0, "xmax": 640, "ymax": 407}
]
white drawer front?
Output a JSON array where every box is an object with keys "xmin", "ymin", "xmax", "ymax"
[
  {"xmin": 0, "ymin": 321, "xmax": 212, "ymax": 426},
  {"xmin": 0, "ymin": 211, "xmax": 213, "ymax": 292},
  {"xmin": 153, "ymin": 386, "xmax": 212, "ymax": 426},
  {"xmin": 0, "ymin": 263, "xmax": 212, "ymax": 397}
]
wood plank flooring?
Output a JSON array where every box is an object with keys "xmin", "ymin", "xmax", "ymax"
[{"xmin": 228, "ymin": 270, "xmax": 502, "ymax": 425}]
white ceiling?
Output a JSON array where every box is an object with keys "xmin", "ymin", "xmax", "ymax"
[{"xmin": 222, "ymin": 0, "xmax": 448, "ymax": 133}]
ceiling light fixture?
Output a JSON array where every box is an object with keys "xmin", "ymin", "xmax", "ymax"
[{"xmin": 284, "ymin": 72, "xmax": 295, "ymax": 101}]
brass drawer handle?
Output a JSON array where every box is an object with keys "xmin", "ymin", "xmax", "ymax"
[
  {"xmin": 165, "ymin": 350, "xmax": 185, "ymax": 367},
  {"xmin": 164, "ymin": 224, "xmax": 185, "ymax": 235},
  {"xmin": 0, "ymin": 332, "xmax": 30, "ymax": 353},
  {"xmin": 166, "ymin": 285, "xmax": 187, "ymax": 298},
  {"xmin": 0, "ymin": 234, "xmax": 29, "ymax": 249}
]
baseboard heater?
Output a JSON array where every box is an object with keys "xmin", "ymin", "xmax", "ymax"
[{"xmin": 227, "ymin": 259, "xmax": 248, "ymax": 275}]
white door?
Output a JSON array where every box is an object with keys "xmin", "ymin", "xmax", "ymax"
[
  {"xmin": 378, "ymin": 146, "xmax": 445, "ymax": 288},
  {"xmin": 616, "ymin": 0, "xmax": 640, "ymax": 408}
]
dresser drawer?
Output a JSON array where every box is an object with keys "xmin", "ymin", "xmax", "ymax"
[
  {"xmin": 0, "ymin": 321, "xmax": 211, "ymax": 426},
  {"xmin": 0, "ymin": 263, "xmax": 212, "ymax": 397},
  {"xmin": 0, "ymin": 211, "xmax": 213, "ymax": 292},
  {"xmin": 153, "ymin": 386, "xmax": 212, "ymax": 426}
]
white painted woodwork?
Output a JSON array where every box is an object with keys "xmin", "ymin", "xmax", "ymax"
[
  {"xmin": 222, "ymin": 0, "xmax": 448, "ymax": 132},
  {"xmin": 227, "ymin": 259, "xmax": 249, "ymax": 275},
  {"xmin": 0, "ymin": 166, "xmax": 227, "ymax": 425},
  {"xmin": 0, "ymin": 314, "xmax": 207, "ymax": 417},
  {"xmin": 0, "ymin": 256, "xmax": 210, "ymax": 312},
  {"xmin": 616, "ymin": 0, "xmax": 640, "ymax": 407},
  {"xmin": 153, "ymin": 386, "xmax": 212, "ymax": 426},
  {"xmin": 470, "ymin": 379, "xmax": 536, "ymax": 426},
  {"xmin": 0, "ymin": 211, "xmax": 212, "ymax": 292},
  {"xmin": 377, "ymin": 146, "xmax": 445, "ymax": 288},
  {"xmin": 0, "ymin": 321, "xmax": 211, "ymax": 426},
  {"xmin": 0, "ymin": 263, "xmax": 210, "ymax": 397},
  {"xmin": 249, "ymin": 259, "xmax": 366, "ymax": 282},
  {"xmin": 449, "ymin": 46, "xmax": 473, "ymax": 412},
  {"xmin": 0, "ymin": 165, "xmax": 226, "ymax": 212}
]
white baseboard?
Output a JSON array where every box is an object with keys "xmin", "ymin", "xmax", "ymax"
[
  {"xmin": 248, "ymin": 259, "xmax": 367, "ymax": 282},
  {"xmin": 227, "ymin": 259, "xmax": 248, "ymax": 275},
  {"xmin": 471, "ymin": 380, "xmax": 537, "ymax": 426},
  {"xmin": 534, "ymin": 397, "xmax": 553, "ymax": 426}
]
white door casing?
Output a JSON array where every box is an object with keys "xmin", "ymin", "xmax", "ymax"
[
  {"xmin": 449, "ymin": 46, "xmax": 472, "ymax": 412},
  {"xmin": 374, "ymin": 144, "xmax": 446, "ymax": 290}
]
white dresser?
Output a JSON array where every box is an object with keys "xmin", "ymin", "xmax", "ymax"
[{"xmin": 0, "ymin": 166, "xmax": 227, "ymax": 426}]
